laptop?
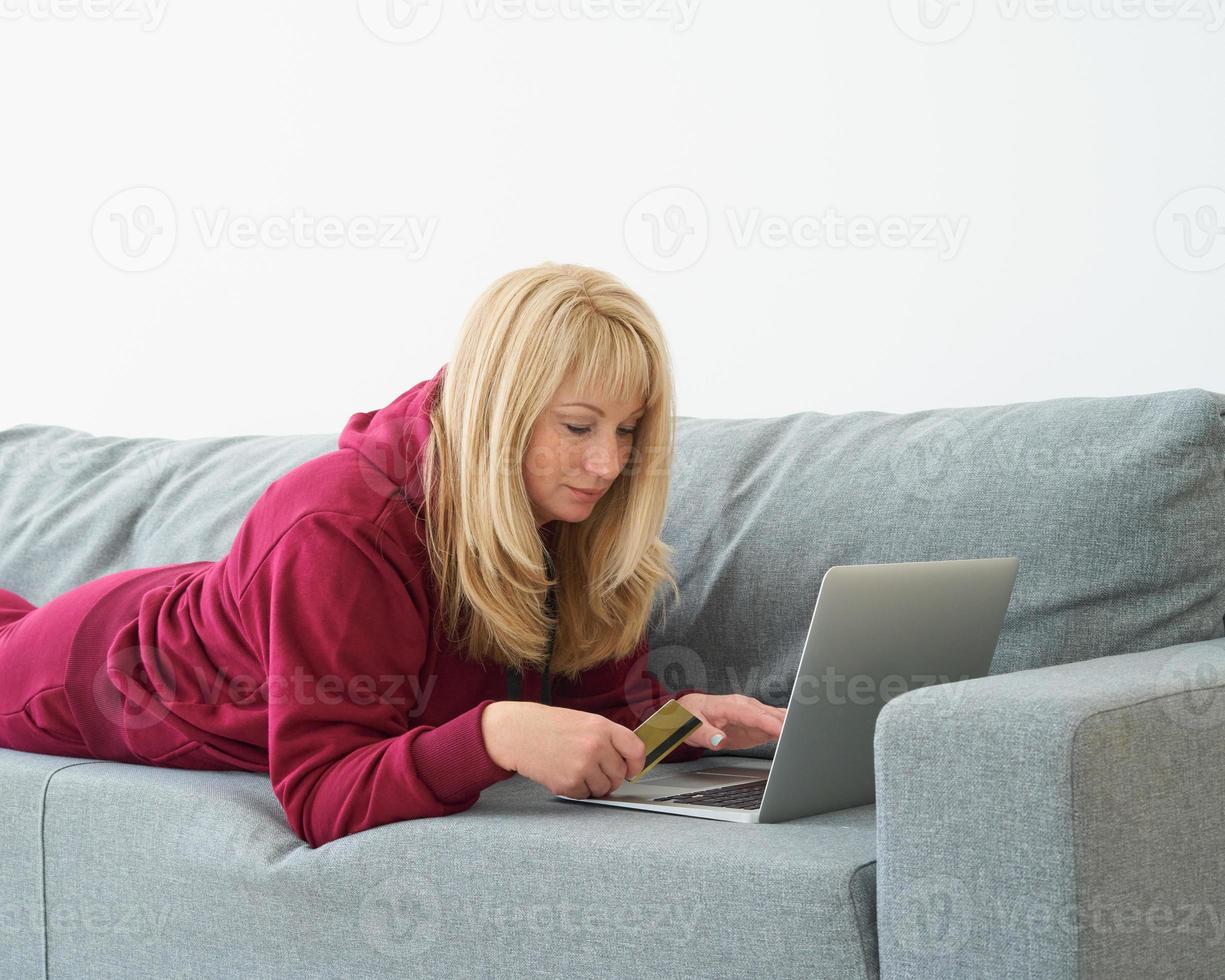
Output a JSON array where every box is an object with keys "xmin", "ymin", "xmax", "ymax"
[{"xmin": 554, "ymin": 556, "xmax": 1019, "ymax": 823}]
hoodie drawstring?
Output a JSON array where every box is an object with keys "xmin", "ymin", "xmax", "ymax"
[{"xmin": 504, "ymin": 547, "xmax": 557, "ymax": 705}]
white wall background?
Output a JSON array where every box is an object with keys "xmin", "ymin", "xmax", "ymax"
[{"xmin": 1, "ymin": 0, "xmax": 1222, "ymax": 438}]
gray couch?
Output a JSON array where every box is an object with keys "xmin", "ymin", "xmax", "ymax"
[{"xmin": 1, "ymin": 386, "xmax": 1223, "ymax": 980}]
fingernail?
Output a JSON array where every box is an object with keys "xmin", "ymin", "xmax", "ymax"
[{"xmin": 711, "ymin": 733, "xmax": 724, "ymax": 746}]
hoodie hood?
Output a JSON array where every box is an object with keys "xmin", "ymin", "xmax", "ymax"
[
  {"xmin": 338, "ymin": 363, "xmax": 446, "ymax": 515},
  {"xmin": 338, "ymin": 363, "xmax": 556, "ymax": 545}
]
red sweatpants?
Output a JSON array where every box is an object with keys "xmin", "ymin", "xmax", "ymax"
[{"xmin": 0, "ymin": 567, "xmax": 204, "ymax": 764}]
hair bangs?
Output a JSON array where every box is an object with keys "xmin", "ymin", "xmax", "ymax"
[{"xmin": 564, "ymin": 313, "xmax": 656, "ymax": 413}]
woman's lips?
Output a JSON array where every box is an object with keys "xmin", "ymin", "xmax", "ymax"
[{"xmin": 568, "ymin": 486, "xmax": 605, "ymax": 500}]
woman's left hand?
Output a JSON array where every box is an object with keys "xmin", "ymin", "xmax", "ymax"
[{"xmin": 675, "ymin": 692, "xmax": 786, "ymax": 751}]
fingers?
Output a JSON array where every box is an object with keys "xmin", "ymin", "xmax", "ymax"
[
  {"xmin": 723, "ymin": 696, "xmax": 784, "ymax": 730},
  {"xmin": 713, "ymin": 697, "xmax": 785, "ymax": 744},
  {"xmin": 676, "ymin": 721, "xmax": 721, "ymax": 750},
  {"xmin": 667, "ymin": 695, "xmax": 787, "ymax": 752},
  {"xmin": 610, "ymin": 722, "xmax": 647, "ymax": 779}
]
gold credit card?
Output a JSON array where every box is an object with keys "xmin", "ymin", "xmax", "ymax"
[{"xmin": 628, "ymin": 698, "xmax": 702, "ymax": 782}]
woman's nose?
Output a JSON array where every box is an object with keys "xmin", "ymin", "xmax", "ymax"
[{"xmin": 581, "ymin": 441, "xmax": 621, "ymax": 480}]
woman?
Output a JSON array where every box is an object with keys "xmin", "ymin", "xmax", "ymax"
[{"xmin": 0, "ymin": 262, "xmax": 784, "ymax": 847}]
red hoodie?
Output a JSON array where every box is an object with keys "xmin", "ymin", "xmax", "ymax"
[{"xmin": 65, "ymin": 364, "xmax": 706, "ymax": 846}]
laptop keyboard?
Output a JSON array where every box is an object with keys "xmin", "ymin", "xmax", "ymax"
[{"xmin": 652, "ymin": 777, "xmax": 767, "ymax": 810}]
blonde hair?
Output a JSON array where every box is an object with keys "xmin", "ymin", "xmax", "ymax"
[{"xmin": 419, "ymin": 261, "xmax": 681, "ymax": 681}]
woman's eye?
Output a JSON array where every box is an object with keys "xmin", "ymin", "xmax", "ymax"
[{"xmin": 565, "ymin": 425, "xmax": 637, "ymax": 437}]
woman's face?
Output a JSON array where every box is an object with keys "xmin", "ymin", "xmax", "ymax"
[{"xmin": 523, "ymin": 373, "xmax": 646, "ymax": 526}]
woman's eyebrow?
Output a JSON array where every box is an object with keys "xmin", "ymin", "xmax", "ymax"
[{"xmin": 559, "ymin": 402, "xmax": 646, "ymax": 418}]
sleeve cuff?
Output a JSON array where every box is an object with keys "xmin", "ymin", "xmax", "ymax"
[{"xmin": 411, "ymin": 698, "xmax": 516, "ymax": 804}]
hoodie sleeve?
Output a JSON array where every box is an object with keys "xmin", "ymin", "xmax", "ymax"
[
  {"xmin": 238, "ymin": 511, "xmax": 514, "ymax": 847},
  {"xmin": 554, "ymin": 633, "xmax": 709, "ymax": 763}
]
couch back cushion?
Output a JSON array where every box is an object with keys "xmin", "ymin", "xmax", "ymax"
[
  {"xmin": 647, "ymin": 387, "xmax": 1225, "ymax": 746},
  {"xmin": 3, "ymin": 388, "xmax": 1223, "ymax": 750},
  {"xmin": 0, "ymin": 424, "xmax": 332, "ymax": 605}
]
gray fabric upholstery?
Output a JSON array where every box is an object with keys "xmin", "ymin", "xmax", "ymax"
[
  {"xmin": 0, "ymin": 424, "xmax": 332, "ymax": 606},
  {"xmin": 873, "ymin": 637, "xmax": 1225, "ymax": 980},
  {"xmin": 650, "ymin": 388, "xmax": 1225, "ymax": 761},
  {"xmin": 0, "ymin": 752, "xmax": 879, "ymax": 980},
  {"xmin": 0, "ymin": 752, "xmax": 101, "ymax": 980}
]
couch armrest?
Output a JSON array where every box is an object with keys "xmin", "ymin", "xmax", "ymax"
[{"xmin": 873, "ymin": 638, "xmax": 1225, "ymax": 980}]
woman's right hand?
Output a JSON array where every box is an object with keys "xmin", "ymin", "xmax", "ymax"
[{"xmin": 480, "ymin": 701, "xmax": 647, "ymax": 798}]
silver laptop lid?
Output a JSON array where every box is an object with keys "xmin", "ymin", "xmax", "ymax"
[{"xmin": 759, "ymin": 556, "xmax": 1019, "ymax": 823}]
